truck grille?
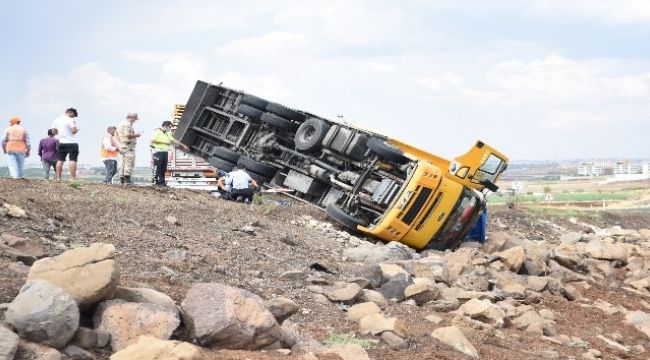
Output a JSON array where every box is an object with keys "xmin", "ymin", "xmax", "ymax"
[{"xmin": 401, "ymin": 187, "xmax": 432, "ymax": 225}]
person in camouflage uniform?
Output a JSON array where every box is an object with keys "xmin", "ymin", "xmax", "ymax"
[{"xmin": 116, "ymin": 112, "xmax": 141, "ymax": 184}]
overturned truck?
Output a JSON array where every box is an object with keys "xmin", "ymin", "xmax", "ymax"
[{"xmin": 174, "ymin": 81, "xmax": 509, "ymax": 250}]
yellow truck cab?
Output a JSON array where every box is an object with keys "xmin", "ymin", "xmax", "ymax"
[{"xmin": 173, "ymin": 80, "xmax": 509, "ymax": 251}]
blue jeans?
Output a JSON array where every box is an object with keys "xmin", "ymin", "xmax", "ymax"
[{"xmin": 7, "ymin": 152, "xmax": 26, "ymax": 178}]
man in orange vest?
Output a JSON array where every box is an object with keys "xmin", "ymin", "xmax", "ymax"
[
  {"xmin": 1, "ymin": 117, "xmax": 31, "ymax": 178},
  {"xmin": 100, "ymin": 126, "xmax": 120, "ymax": 184}
]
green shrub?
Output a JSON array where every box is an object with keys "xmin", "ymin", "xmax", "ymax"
[{"xmin": 325, "ymin": 333, "xmax": 374, "ymax": 349}]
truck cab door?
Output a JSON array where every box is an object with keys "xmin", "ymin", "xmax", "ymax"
[{"xmin": 449, "ymin": 141, "xmax": 508, "ymax": 191}]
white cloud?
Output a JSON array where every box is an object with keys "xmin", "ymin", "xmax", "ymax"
[
  {"xmin": 215, "ymin": 31, "xmax": 310, "ymax": 59},
  {"xmin": 543, "ymin": 108, "xmax": 606, "ymax": 130},
  {"xmin": 216, "ymin": 71, "xmax": 294, "ymax": 101},
  {"xmin": 363, "ymin": 62, "xmax": 395, "ymax": 73},
  {"xmin": 529, "ymin": 0, "xmax": 650, "ymax": 24}
]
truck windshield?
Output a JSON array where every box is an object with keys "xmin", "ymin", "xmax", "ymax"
[{"xmin": 426, "ymin": 188, "xmax": 482, "ymax": 250}]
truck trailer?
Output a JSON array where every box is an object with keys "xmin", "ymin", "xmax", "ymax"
[{"xmin": 174, "ymin": 81, "xmax": 508, "ymax": 250}]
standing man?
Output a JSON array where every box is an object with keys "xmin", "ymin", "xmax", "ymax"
[
  {"xmin": 100, "ymin": 126, "xmax": 120, "ymax": 184},
  {"xmin": 116, "ymin": 112, "xmax": 141, "ymax": 185},
  {"xmin": 216, "ymin": 164, "xmax": 259, "ymax": 203},
  {"xmin": 38, "ymin": 128, "xmax": 59, "ymax": 179},
  {"xmin": 1, "ymin": 116, "xmax": 31, "ymax": 178},
  {"xmin": 150, "ymin": 121, "xmax": 189, "ymax": 187},
  {"xmin": 52, "ymin": 108, "xmax": 79, "ymax": 181}
]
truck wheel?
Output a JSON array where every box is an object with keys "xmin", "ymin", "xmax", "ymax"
[
  {"xmin": 295, "ymin": 118, "xmax": 330, "ymax": 152},
  {"xmin": 237, "ymin": 156, "xmax": 277, "ymax": 178},
  {"xmin": 260, "ymin": 112, "xmax": 300, "ymax": 132},
  {"xmin": 366, "ymin": 137, "xmax": 410, "ymax": 165},
  {"xmin": 214, "ymin": 146, "xmax": 240, "ymax": 163},
  {"xmin": 238, "ymin": 104, "xmax": 263, "ymax": 120},
  {"xmin": 208, "ymin": 157, "xmax": 236, "ymax": 172},
  {"xmin": 266, "ymin": 102, "xmax": 306, "ymax": 123},
  {"xmin": 240, "ymin": 94, "xmax": 268, "ymax": 109},
  {"xmin": 326, "ymin": 204, "xmax": 368, "ymax": 231}
]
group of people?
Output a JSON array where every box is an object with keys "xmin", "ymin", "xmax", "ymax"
[{"xmin": 2, "ymin": 109, "xmax": 188, "ymax": 186}]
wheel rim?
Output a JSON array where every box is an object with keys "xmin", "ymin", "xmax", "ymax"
[{"xmin": 300, "ymin": 125, "xmax": 316, "ymax": 143}]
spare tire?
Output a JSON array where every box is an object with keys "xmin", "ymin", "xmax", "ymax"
[
  {"xmin": 238, "ymin": 104, "xmax": 263, "ymax": 120},
  {"xmin": 366, "ymin": 137, "xmax": 410, "ymax": 165},
  {"xmin": 214, "ymin": 146, "xmax": 240, "ymax": 163},
  {"xmin": 260, "ymin": 112, "xmax": 299, "ymax": 132},
  {"xmin": 266, "ymin": 102, "xmax": 306, "ymax": 122},
  {"xmin": 237, "ymin": 156, "xmax": 277, "ymax": 178},
  {"xmin": 295, "ymin": 118, "xmax": 330, "ymax": 152},
  {"xmin": 240, "ymin": 94, "xmax": 268, "ymax": 109},
  {"xmin": 326, "ymin": 204, "xmax": 368, "ymax": 231}
]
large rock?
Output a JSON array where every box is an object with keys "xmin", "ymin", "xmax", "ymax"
[
  {"xmin": 624, "ymin": 311, "xmax": 650, "ymax": 339},
  {"xmin": 358, "ymin": 314, "xmax": 407, "ymax": 337},
  {"xmin": 446, "ymin": 249, "xmax": 476, "ymax": 283},
  {"xmin": 408, "ymin": 256, "xmax": 448, "ymax": 284},
  {"xmin": 343, "ymin": 241, "xmax": 414, "ymax": 263},
  {"xmin": 180, "ymin": 283, "xmax": 281, "ymax": 349},
  {"xmin": 324, "ymin": 282, "xmax": 362, "ymax": 304},
  {"xmin": 496, "ymin": 246, "xmax": 525, "ymax": 273},
  {"xmin": 459, "ymin": 298, "xmax": 505, "ymax": 328},
  {"xmin": 93, "ymin": 300, "xmax": 180, "ymax": 351},
  {"xmin": 347, "ymin": 302, "xmax": 382, "ymax": 323},
  {"xmin": 110, "ymin": 336, "xmax": 202, "ymax": 360},
  {"xmin": 559, "ymin": 232, "xmax": 583, "ymax": 244},
  {"xmin": 113, "ymin": 287, "xmax": 178, "ymax": 318},
  {"xmin": 512, "ymin": 310, "xmax": 555, "ymax": 335},
  {"xmin": 265, "ymin": 297, "xmax": 299, "ymax": 324},
  {"xmin": 481, "ymin": 231, "xmax": 511, "ymax": 254},
  {"xmin": 320, "ymin": 344, "xmax": 370, "ymax": 360},
  {"xmin": 15, "ymin": 340, "xmax": 62, "ymax": 360},
  {"xmin": 379, "ymin": 273, "xmax": 412, "ymax": 301},
  {"xmin": 431, "ymin": 326, "xmax": 479, "ymax": 358},
  {"xmin": 639, "ymin": 229, "xmax": 650, "ymax": 240},
  {"xmin": 585, "ymin": 238, "xmax": 627, "ymax": 263},
  {"xmin": 27, "ymin": 243, "xmax": 120, "ymax": 309},
  {"xmin": 1, "ymin": 233, "xmax": 45, "ymax": 257},
  {"xmin": 404, "ymin": 278, "xmax": 439, "ymax": 305},
  {"xmin": 349, "ymin": 264, "xmax": 384, "ymax": 289},
  {"xmin": 379, "ymin": 263, "xmax": 409, "ymax": 280},
  {"xmin": 5, "ymin": 281, "xmax": 79, "ymax": 349},
  {"xmin": 0, "ymin": 326, "xmax": 19, "ymax": 360},
  {"xmin": 552, "ymin": 243, "xmax": 582, "ymax": 270}
]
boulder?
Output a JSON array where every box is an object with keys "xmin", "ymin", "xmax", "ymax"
[
  {"xmin": 324, "ymin": 282, "xmax": 362, "ymax": 304},
  {"xmin": 343, "ymin": 241, "xmax": 414, "ymax": 263},
  {"xmin": 113, "ymin": 287, "xmax": 178, "ymax": 318},
  {"xmin": 593, "ymin": 299, "xmax": 619, "ymax": 315},
  {"xmin": 496, "ymin": 246, "xmax": 526, "ymax": 273},
  {"xmin": 110, "ymin": 336, "xmax": 202, "ymax": 360},
  {"xmin": 348, "ymin": 264, "xmax": 384, "ymax": 289},
  {"xmin": 381, "ymin": 331, "xmax": 407, "ymax": 350},
  {"xmin": 2, "ymin": 233, "xmax": 45, "ymax": 257},
  {"xmin": 15, "ymin": 340, "xmax": 62, "ymax": 360},
  {"xmin": 61, "ymin": 345, "xmax": 94, "ymax": 360},
  {"xmin": 180, "ymin": 283, "xmax": 281, "ymax": 349},
  {"xmin": 360, "ymin": 289, "xmax": 388, "ymax": 306},
  {"xmin": 446, "ymin": 249, "xmax": 476, "ymax": 283},
  {"xmin": 320, "ymin": 344, "xmax": 369, "ymax": 360},
  {"xmin": 0, "ymin": 243, "xmax": 38, "ymax": 266},
  {"xmin": 404, "ymin": 278, "xmax": 439, "ymax": 305},
  {"xmin": 585, "ymin": 239, "xmax": 627, "ymax": 263},
  {"xmin": 454, "ymin": 269, "xmax": 490, "ymax": 292},
  {"xmin": 93, "ymin": 300, "xmax": 180, "ymax": 351},
  {"xmin": 482, "ymin": 231, "xmax": 511, "ymax": 254},
  {"xmin": 27, "ymin": 243, "xmax": 120, "ymax": 309},
  {"xmin": 379, "ymin": 273, "xmax": 412, "ymax": 301},
  {"xmin": 379, "ymin": 263, "xmax": 409, "ymax": 280},
  {"xmin": 3, "ymin": 203, "xmax": 26, "ymax": 218},
  {"xmin": 639, "ymin": 229, "xmax": 650, "ymax": 240},
  {"xmin": 70, "ymin": 327, "xmax": 97, "ymax": 350},
  {"xmin": 459, "ymin": 298, "xmax": 505, "ymax": 328},
  {"xmin": 265, "ymin": 297, "xmax": 299, "ymax": 324},
  {"xmin": 560, "ymin": 232, "xmax": 583, "ymax": 244},
  {"xmin": 5, "ymin": 281, "xmax": 79, "ymax": 349},
  {"xmin": 512, "ymin": 310, "xmax": 555, "ymax": 335},
  {"xmin": 553, "ymin": 243, "xmax": 582, "ymax": 270},
  {"xmin": 624, "ymin": 311, "xmax": 650, "ymax": 339},
  {"xmin": 431, "ymin": 326, "xmax": 479, "ymax": 358},
  {"xmin": 0, "ymin": 326, "xmax": 19, "ymax": 360},
  {"xmin": 526, "ymin": 276, "xmax": 550, "ymax": 292},
  {"xmin": 405, "ymin": 256, "xmax": 448, "ymax": 284},
  {"xmin": 347, "ymin": 302, "xmax": 382, "ymax": 323},
  {"xmin": 358, "ymin": 313, "xmax": 407, "ymax": 337}
]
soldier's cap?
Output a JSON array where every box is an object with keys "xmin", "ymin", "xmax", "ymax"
[{"xmin": 127, "ymin": 112, "xmax": 138, "ymax": 119}]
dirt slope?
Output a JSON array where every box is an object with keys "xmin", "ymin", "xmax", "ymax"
[{"xmin": 1, "ymin": 178, "xmax": 650, "ymax": 360}]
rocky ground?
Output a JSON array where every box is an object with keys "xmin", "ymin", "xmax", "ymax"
[{"xmin": 1, "ymin": 178, "xmax": 650, "ymax": 360}]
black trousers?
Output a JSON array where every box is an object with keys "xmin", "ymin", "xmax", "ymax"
[
  {"xmin": 229, "ymin": 187, "xmax": 255, "ymax": 202},
  {"xmin": 152, "ymin": 151, "xmax": 168, "ymax": 185}
]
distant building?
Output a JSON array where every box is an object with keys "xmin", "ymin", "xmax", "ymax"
[
  {"xmin": 642, "ymin": 163, "xmax": 650, "ymax": 175},
  {"xmin": 614, "ymin": 162, "xmax": 643, "ymax": 175},
  {"xmin": 577, "ymin": 161, "xmax": 609, "ymax": 176}
]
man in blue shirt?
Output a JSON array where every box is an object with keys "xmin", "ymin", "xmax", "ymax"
[{"xmin": 217, "ymin": 164, "xmax": 259, "ymax": 203}]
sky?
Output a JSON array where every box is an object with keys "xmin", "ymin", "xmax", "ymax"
[{"xmin": 1, "ymin": 0, "xmax": 649, "ymax": 166}]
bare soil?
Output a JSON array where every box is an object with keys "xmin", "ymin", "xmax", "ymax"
[{"xmin": 1, "ymin": 178, "xmax": 650, "ymax": 359}]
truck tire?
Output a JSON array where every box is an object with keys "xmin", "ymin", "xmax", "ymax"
[
  {"xmin": 326, "ymin": 204, "xmax": 368, "ymax": 231},
  {"xmin": 214, "ymin": 146, "xmax": 240, "ymax": 163},
  {"xmin": 366, "ymin": 137, "xmax": 410, "ymax": 165},
  {"xmin": 238, "ymin": 104, "xmax": 263, "ymax": 120},
  {"xmin": 295, "ymin": 118, "xmax": 330, "ymax": 152},
  {"xmin": 237, "ymin": 156, "xmax": 277, "ymax": 178},
  {"xmin": 240, "ymin": 94, "xmax": 268, "ymax": 109},
  {"xmin": 260, "ymin": 112, "xmax": 300, "ymax": 132},
  {"xmin": 208, "ymin": 157, "xmax": 236, "ymax": 172},
  {"xmin": 266, "ymin": 102, "xmax": 306, "ymax": 123}
]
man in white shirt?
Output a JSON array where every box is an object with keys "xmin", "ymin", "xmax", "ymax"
[
  {"xmin": 51, "ymin": 108, "xmax": 79, "ymax": 181},
  {"xmin": 217, "ymin": 164, "xmax": 259, "ymax": 203}
]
